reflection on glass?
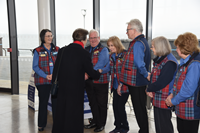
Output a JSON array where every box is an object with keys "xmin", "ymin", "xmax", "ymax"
[{"xmin": 0, "ymin": 0, "xmax": 11, "ymax": 89}]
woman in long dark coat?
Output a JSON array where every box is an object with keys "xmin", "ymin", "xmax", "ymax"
[{"xmin": 52, "ymin": 28, "xmax": 100, "ymax": 133}]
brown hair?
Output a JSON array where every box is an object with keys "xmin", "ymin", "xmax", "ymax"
[
  {"xmin": 107, "ymin": 36, "xmax": 125, "ymax": 54},
  {"xmin": 72, "ymin": 28, "xmax": 88, "ymax": 41},
  {"xmin": 174, "ymin": 32, "xmax": 200, "ymax": 55}
]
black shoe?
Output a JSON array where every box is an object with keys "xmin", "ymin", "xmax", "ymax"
[
  {"xmin": 84, "ymin": 123, "xmax": 96, "ymax": 129},
  {"xmin": 38, "ymin": 127, "xmax": 44, "ymax": 131},
  {"xmin": 94, "ymin": 126, "xmax": 104, "ymax": 132}
]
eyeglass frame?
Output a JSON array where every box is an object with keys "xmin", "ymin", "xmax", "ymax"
[
  {"xmin": 45, "ymin": 35, "xmax": 54, "ymax": 38},
  {"xmin": 89, "ymin": 37, "xmax": 99, "ymax": 40},
  {"xmin": 126, "ymin": 28, "xmax": 134, "ymax": 32}
]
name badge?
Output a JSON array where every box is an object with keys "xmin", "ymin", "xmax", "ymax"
[
  {"xmin": 49, "ymin": 62, "xmax": 53, "ymax": 66},
  {"xmin": 52, "ymin": 52, "xmax": 58, "ymax": 55},
  {"xmin": 39, "ymin": 52, "xmax": 46, "ymax": 57},
  {"xmin": 114, "ymin": 74, "xmax": 116, "ymax": 78}
]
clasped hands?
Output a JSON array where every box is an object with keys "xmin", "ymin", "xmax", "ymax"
[
  {"xmin": 146, "ymin": 90, "xmax": 174, "ymax": 107},
  {"xmin": 46, "ymin": 74, "xmax": 52, "ymax": 80}
]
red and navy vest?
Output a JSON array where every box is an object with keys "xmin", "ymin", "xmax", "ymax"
[
  {"xmin": 151, "ymin": 53, "xmax": 178, "ymax": 109},
  {"xmin": 173, "ymin": 53, "xmax": 200, "ymax": 120},
  {"xmin": 110, "ymin": 50, "xmax": 129, "ymax": 93},
  {"xmin": 34, "ymin": 44, "xmax": 59, "ymax": 86},
  {"xmin": 120, "ymin": 34, "xmax": 150, "ymax": 87},
  {"xmin": 85, "ymin": 44, "xmax": 110, "ymax": 84}
]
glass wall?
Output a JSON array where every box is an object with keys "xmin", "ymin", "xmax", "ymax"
[
  {"xmin": 55, "ymin": 0, "xmax": 93, "ymax": 47},
  {"xmin": 0, "ymin": 0, "xmax": 11, "ymax": 89},
  {"xmin": 15, "ymin": 0, "xmax": 39, "ymax": 94},
  {"xmin": 152, "ymin": 0, "xmax": 200, "ymax": 39},
  {"xmin": 100, "ymin": 0, "xmax": 147, "ymax": 40}
]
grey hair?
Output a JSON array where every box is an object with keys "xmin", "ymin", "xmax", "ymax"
[
  {"xmin": 127, "ymin": 19, "xmax": 143, "ymax": 33},
  {"xmin": 89, "ymin": 29, "xmax": 99, "ymax": 37},
  {"xmin": 152, "ymin": 36, "xmax": 172, "ymax": 56}
]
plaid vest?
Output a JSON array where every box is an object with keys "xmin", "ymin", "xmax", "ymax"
[
  {"xmin": 120, "ymin": 34, "xmax": 150, "ymax": 86},
  {"xmin": 151, "ymin": 53, "xmax": 178, "ymax": 109},
  {"xmin": 110, "ymin": 50, "xmax": 129, "ymax": 93},
  {"xmin": 173, "ymin": 53, "xmax": 200, "ymax": 120},
  {"xmin": 86, "ymin": 44, "xmax": 110, "ymax": 84},
  {"xmin": 34, "ymin": 44, "xmax": 59, "ymax": 86}
]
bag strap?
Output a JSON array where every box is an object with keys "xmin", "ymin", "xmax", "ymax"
[{"xmin": 54, "ymin": 46, "xmax": 66, "ymax": 82}]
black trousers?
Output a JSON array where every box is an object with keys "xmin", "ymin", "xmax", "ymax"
[
  {"xmin": 154, "ymin": 106, "xmax": 174, "ymax": 133},
  {"xmin": 85, "ymin": 79, "xmax": 108, "ymax": 127},
  {"xmin": 177, "ymin": 117, "xmax": 199, "ymax": 133},
  {"xmin": 112, "ymin": 89, "xmax": 129, "ymax": 130},
  {"xmin": 128, "ymin": 85, "xmax": 149, "ymax": 133},
  {"xmin": 36, "ymin": 84, "xmax": 56, "ymax": 127}
]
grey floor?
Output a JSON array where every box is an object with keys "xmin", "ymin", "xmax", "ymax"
[{"xmin": 2, "ymin": 91, "xmax": 198, "ymax": 133}]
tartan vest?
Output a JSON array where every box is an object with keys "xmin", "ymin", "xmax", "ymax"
[
  {"xmin": 120, "ymin": 34, "xmax": 150, "ymax": 86},
  {"xmin": 85, "ymin": 44, "xmax": 110, "ymax": 84},
  {"xmin": 34, "ymin": 44, "xmax": 59, "ymax": 86},
  {"xmin": 110, "ymin": 50, "xmax": 129, "ymax": 93},
  {"xmin": 151, "ymin": 53, "xmax": 178, "ymax": 109},
  {"xmin": 173, "ymin": 53, "xmax": 200, "ymax": 120}
]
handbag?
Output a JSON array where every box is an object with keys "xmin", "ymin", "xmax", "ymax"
[{"xmin": 51, "ymin": 46, "xmax": 66, "ymax": 95}]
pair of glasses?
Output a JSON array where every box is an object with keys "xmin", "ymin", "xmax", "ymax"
[
  {"xmin": 89, "ymin": 37, "xmax": 98, "ymax": 40},
  {"xmin": 126, "ymin": 28, "xmax": 134, "ymax": 32},
  {"xmin": 45, "ymin": 35, "xmax": 54, "ymax": 38}
]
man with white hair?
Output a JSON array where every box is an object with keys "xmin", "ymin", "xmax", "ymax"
[
  {"xmin": 84, "ymin": 29, "xmax": 110, "ymax": 132},
  {"xmin": 119, "ymin": 19, "xmax": 151, "ymax": 133}
]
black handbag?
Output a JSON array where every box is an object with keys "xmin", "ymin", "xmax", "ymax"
[{"xmin": 51, "ymin": 46, "xmax": 66, "ymax": 95}]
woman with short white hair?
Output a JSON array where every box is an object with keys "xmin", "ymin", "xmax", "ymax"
[{"xmin": 146, "ymin": 36, "xmax": 178, "ymax": 133}]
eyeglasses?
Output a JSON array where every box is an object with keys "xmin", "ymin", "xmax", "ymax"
[
  {"xmin": 126, "ymin": 28, "xmax": 134, "ymax": 32},
  {"xmin": 45, "ymin": 35, "xmax": 54, "ymax": 38},
  {"xmin": 89, "ymin": 37, "xmax": 98, "ymax": 40}
]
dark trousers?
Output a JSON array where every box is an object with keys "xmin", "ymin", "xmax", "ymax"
[
  {"xmin": 36, "ymin": 84, "xmax": 56, "ymax": 127},
  {"xmin": 85, "ymin": 79, "xmax": 108, "ymax": 127},
  {"xmin": 177, "ymin": 117, "xmax": 199, "ymax": 133},
  {"xmin": 112, "ymin": 89, "xmax": 129, "ymax": 130},
  {"xmin": 154, "ymin": 106, "xmax": 174, "ymax": 133},
  {"xmin": 128, "ymin": 85, "xmax": 149, "ymax": 133}
]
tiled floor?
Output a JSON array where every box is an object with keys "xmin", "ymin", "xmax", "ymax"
[{"xmin": 0, "ymin": 92, "xmax": 199, "ymax": 133}]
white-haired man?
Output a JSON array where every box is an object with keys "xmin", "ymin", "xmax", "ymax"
[
  {"xmin": 84, "ymin": 29, "xmax": 110, "ymax": 132},
  {"xmin": 119, "ymin": 19, "xmax": 151, "ymax": 133}
]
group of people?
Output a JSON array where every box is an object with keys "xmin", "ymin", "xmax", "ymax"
[{"xmin": 32, "ymin": 18, "xmax": 200, "ymax": 133}]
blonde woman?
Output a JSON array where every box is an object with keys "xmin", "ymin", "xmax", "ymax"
[{"xmin": 100, "ymin": 36, "xmax": 129, "ymax": 133}]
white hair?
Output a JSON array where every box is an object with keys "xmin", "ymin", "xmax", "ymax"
[
  {"xmin": 127, "ymin": 19, "xmax": 143, "ymax": 33},
  {"xmin": 89, "ymin": 29, "xmax": 99, "ymax": 37}
]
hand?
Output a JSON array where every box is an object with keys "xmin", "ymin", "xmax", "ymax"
[
  {"xmin": 147, "ymin": 72, "xmax": 151, "ymax": 81},
  {"xmin": 98, "ymin": 69, "xmax": 103, "ymax": 73},
  {"xmin": 46, "ymin": 75, "xmax": 52, "ymax": 80},
  {"xmin": 165, "ymin": 93, "xmax": 173, "ymax": 107},
  {"xmin": 117, "ymin": 84, "xmax": 122, "ymax": 96},
  {"xmin": 146, "ymin": 92, "xmax": 153, "ymax": 98},
  {"xmin": 85, "ymin": 73, "xmax": 89, "ymax": 80}
]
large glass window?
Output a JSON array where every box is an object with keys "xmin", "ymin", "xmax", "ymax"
[
  {"xmin": 15, "ymin": 0, "xmax": 39, "ymax": 94},
  {"xmin": 100, "ymin": 0, "xmax": 147, "ymax": 39},
  {"xmin": 55, "ymin": 0, "xmax": 93, "ymax": 47},
  {"xmin": 152, "ymin": 0, "xmax": 200, "ymax": 39},
  {"xmin": 0, "ymin": 0, "xmax": 11, "ymax": 89}
]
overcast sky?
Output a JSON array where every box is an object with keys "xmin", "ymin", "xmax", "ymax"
[{"xmin": 0, "ymin": 0, "xmax": 200, "ymax": 40}]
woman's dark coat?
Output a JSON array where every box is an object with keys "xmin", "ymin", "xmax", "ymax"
[{"xmin": 52, "ymin": 43, "xmax": 100, "ymax": 133}]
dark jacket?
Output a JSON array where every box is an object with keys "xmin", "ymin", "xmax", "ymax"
[{"xmin": 52, "ymin": 43, "xmax": 100, "ymax": 133}]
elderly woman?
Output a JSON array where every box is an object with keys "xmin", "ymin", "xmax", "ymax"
[
  {"xmin": 165, "ymin": 32, "xmax": 200, "ymax": 133},
  {"xmin": 33, "ymin": 29, "xmax": 59, "ymax": 131},
  {"xmin": 52, "ymin": 28, "xmax": 100, "ymax": 133},
  {"xmin": 146, "ymin": 36, "xmax": 178, "ymax": 133},
  {"xmin": 100, "ymin": 36, "xmax": 129, "ymax": 133}
]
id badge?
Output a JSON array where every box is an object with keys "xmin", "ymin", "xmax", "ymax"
[
  {"xmin": 114, "ymin": 74, "xmax": 116, "ymax": 78},
  {"xmin": 49, "ymin": 62, "xmax": 53, "ymax": 66}
]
